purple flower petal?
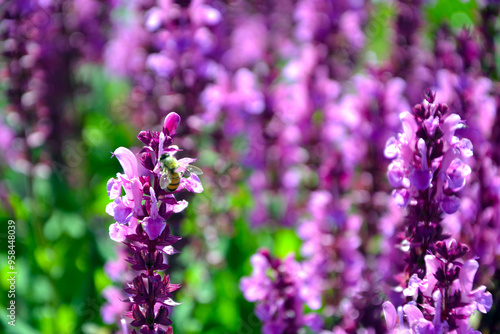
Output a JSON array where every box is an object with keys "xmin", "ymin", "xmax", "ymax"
[
  {"xmin": 113, "ymin": 147, "xmax": 139, "ymax": 180},
  {"xmin": 459, "ymin": 260, "xmax": 479, "ymax": 294},
  {"xmin": 432, "ymin": 290, "xmax": 443, "ymax": 327},
  {"xmin": 413, "ymin": 321, "xmax": 435, "ymax": 334},
  {"xmin": 131, "ymin": 178, "xmax": 144, "ymax": 214},
  {"xmin": 109, "ymin": 222, "xmax": 128, "ymax": 242},
  {"xmin": 384, "ymin": 136, "xmax": 399, "ymax": 158},
  {"xmin": 262, "ymin": 322, "xmax": 286, "ymax": 334},
  {"xmin": 191, "ymin": 4, "xmax": 221, "ymax": 26},
  {"xmin": 441, "ymin": 195, "xmax": 460, "ymax": 214},
  {"xmin": 183, "ymin": 174, "xmax": 204, "ymax": 193},
  {"xmin": 382, "ymin": 301, "xmax": 398, "ymax": 329},
  {"xmin": 107, "ymin": 177, "xmax": 122, "ymax": 199},
  {"xmin": 393, "ymin": 189, "xmax": 410, "ymax": 208},
  {"xmin": 146, "ymin": 53, "xmax": 175, "ymax": 77},
  {"xmin": 304, "ymin": 313, "xmax": 323, "ymax": 331},
  {"xmin": 159, "ymin": 245, "xmax": 179, "ymax": 255},
  {"xmin": 145, "ymin": 7, "xmax": 164, "ymax": 32},
  {"xmin": 172, "ymin": 200, "xmax": 188, "ymax": 213},
  {"xmin": 442, "ymin": 114, "xmax": 463, "ymax": 144},
  {"xmin": 250, "ymin": 253, "xmax": 270, "ymax": 274},
  {"xmin": 424, "ymin": 115, "xmax": 439, "ymax": 137},
  {"xmin": 409, "ymin": 168, "xmax": 433, "ymax": 190},
  {"xmin": 163, "ymin": 298, "xmax": 181, "ymax": 306},
  {"xmin": 403, "ymin": 274, "xmax": 422, "ymax": 297},
  {"xmin": 240, "ymin": 276, "xmax": 271, "ymax": 302},
  {"xmin": 255, "ymin": 303, "xmax": 274, "ymax": 322},
  {"xmin": 403, "ymin": 304, "xmax": 425, "ymax": 326},
  {"xmin": 447, "ymin": 175, "xmax": 465, "ymax": 192},
  {"xmin": 400, "ymin": 111, "xmax": 417, "ymax": 145},
  {"xmin": 457, "ymin": 138, "xmax": 473, "ymax": 158},
  {"xmin": 424, "ymin": 255, "xmax": 441, "ymax": 293},
  {"xmin": 107, "ymin": 198, "xmax": 133, "ymax": 224},
  {"xmin": 388, "ymin": 159, "xmax": 408, "ymax": 188},
  {"xmin": 143, "ymin": 215, "xmax": 165, "ymax": 240},
  {"xmin": 472, "ymin": 287, "xmax": 492, "ymax": 313},
  {"xmin": 446, "ymin": 158, "xmax": 471, "ymax": 192}
]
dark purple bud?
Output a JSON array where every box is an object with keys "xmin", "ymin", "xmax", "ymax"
[
  {"xmin": 437, "ymin": 103, "xmax": 449, "ymax": 117},
  {"xmin": 144, "ymin": 305, "xmax": 156, "ymax": 326},
  {"xmin": 434, "ymin": 241, "xmax": 448, "ymax": 259},
  {"xmin": 131, "ymin": 251, "xmax": 148, "ymax": 271},
  {"xmin": 424, "ymin": 89, "xmax": 436, "ymax": 103},
  {"xmin": 152, "ymin": 252, "xmax": 169, "ymax": 271},
  {"xmin": 140, "ymin": 151, "xmax": 155, "ymax": 170},
  {"xmin": 138, "ymin": 130, "xmax": 152, "ymax": 145},
  {"xmin": 155, "ymin": 306, "xmax": 173, "ymax": 326},
  {"xmin": 412, "ymin": 104, "xmax": 425, "ymax": 118},
  {"xmin": 130, "ymin": 305, "xmax": 146, "ymax": 327},
  {"xmin": 142, "ymin": 182, "xmax": 151, "ymax": 195}
]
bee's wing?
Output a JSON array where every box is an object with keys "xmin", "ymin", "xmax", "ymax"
[
  {"xmin": 160, "ymin": 171, "xmax": 172, "ymax": 189},
  {"xmin": 185, "ymin": 165, "xmax": 203, "ymax": 175},
  {"xmin": 175, "ymin": 158, "xmax": 196, "ymax": 173}
]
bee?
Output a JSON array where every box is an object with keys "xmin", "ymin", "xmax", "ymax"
[{"xmin": 159, "ymin": 152, "xmax": 203, "ymax": 192}]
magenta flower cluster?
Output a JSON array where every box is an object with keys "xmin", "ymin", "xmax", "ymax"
[
  {"xmin": 384, "ymin": 91, "xmax": 473, "ymax": 215},
  {"xmin": 105, "ymin": 112, "xmax": 203, "ymax": 334},
  {"xmin": 381, "ymin": 93, "xmax": 492, "ymax": 333},
  {"xmin": 384, "ymin": 239, "xmax": 492, "ymax": 333}
]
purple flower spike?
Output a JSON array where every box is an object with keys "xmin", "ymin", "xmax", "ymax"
[
  {"xmin": 382, "ymin": 91, "xmax": 490, "ymax": 334},
  {"xmin": 105, "ymin": 116, "xmax": 202, "ymax": 333}
]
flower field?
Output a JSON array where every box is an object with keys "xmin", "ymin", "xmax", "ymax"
[{"xmin": 0, "ymin": 0, "xmax": 499, "ymax": 333}]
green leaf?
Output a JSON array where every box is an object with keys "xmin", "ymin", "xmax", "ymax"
[
  {"xmin": 274, "ymin": 228, "xmax": 301, "ymax": 258},
  {"xmin": 55, "ymin": 305, "xmax": 77, "ymax": 334}
]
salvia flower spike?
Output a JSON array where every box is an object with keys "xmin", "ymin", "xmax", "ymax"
[
  {"xmin": 106, "ymin": 112, "xmax": 202, "ymax": 333},
  {"xmin": 383, "ymin": 92, "xmax": 492, "ymax": 333}
]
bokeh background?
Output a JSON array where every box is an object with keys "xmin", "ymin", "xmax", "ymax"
[{"xmin": 0, "ymin": 0, "xmax": 499, "ymax": 333}]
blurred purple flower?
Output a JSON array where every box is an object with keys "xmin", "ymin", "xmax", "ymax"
[{"xmin": 240, "ymin": 249, "xmax": 323, "ymax": 333}]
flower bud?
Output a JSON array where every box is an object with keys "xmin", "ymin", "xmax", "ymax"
[{"xmin": 163, "ymin": 112, "xmax": 181, "ymax": 136}]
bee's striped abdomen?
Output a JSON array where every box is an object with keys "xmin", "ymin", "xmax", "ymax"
[{"xmin": 167, "ymin": 171, "xmax": 181, "ymax": 192}]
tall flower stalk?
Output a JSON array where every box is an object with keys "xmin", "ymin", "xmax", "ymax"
[
  {"xmin": 382, "ymin": 91, "xmax": 492, "ymax": 333},
  {"xmin": 1, "ymin": 0, "xmax": 111, "ymax": 170},
  {"xmin": 106, "ymin": 112, "xmax": 203, "ymax": 333}
]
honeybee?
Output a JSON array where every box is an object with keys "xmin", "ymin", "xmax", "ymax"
[{"xmin": 159, "ymin": 152, "xmax": 203, "ymax": 192}]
